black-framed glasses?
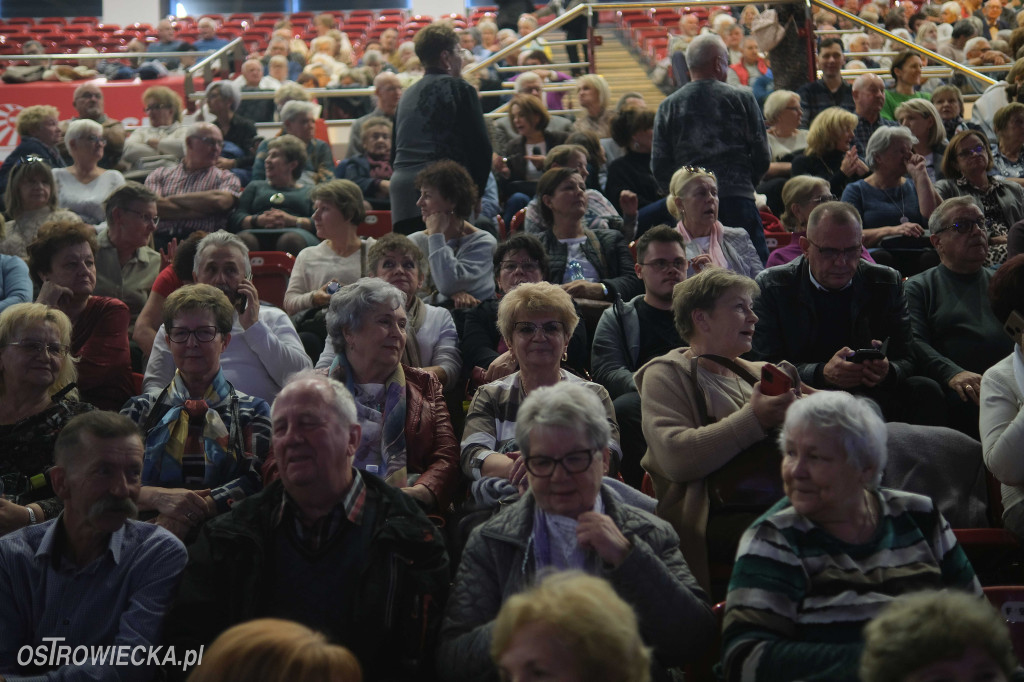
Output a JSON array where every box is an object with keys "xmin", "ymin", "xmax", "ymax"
[
  {"xmin": 513, "ymin": 321, "xmax": 565, "ymax": 337},
  {"xmin": 499, "ymin": 259, "xmax": 540, "ymax": 274},
  {"xmin": 123, "ymin": 208, "xmax": 160, "ymax": 225},
  {"xmin": 807, "ymin": 239, "xmax": 861, "ymax": 262},
  {"xmin": 524, "ymin": 449, "xmax": 597, "ymax": 477},
  {"xmin": 168, "ymin": 326, "xmax": 219, "ymax": 344},
  {"xmin": 5, "ymin": 340, "xmax": 69, "ymax": 357},
  {"xmin": 638, "ymin": 258, "xmax": 687, "ymax": 272},
  {"xmin": 956, "ymin": 145, "xmax": 986, "ymax": 158},
  {"xmin": 939, "ymin": 217, "xmax": 985, "ymax": 234}
]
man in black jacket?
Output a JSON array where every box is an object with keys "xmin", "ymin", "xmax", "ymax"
[
  {"xmin": 751, "ymin": 201, "xmax": 945, "ymax": 425},
  {"xmin": 163, "ymin": 372, "xmax": 449, "ymax": 681}
]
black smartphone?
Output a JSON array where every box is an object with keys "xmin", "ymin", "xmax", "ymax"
[
  {"xmin": 234, "ymin": 274, "xmax": 252, "ymax": 315},
  {"xmin": 849, "ymin": 338, "xmax": 889, "ymax": 363}
]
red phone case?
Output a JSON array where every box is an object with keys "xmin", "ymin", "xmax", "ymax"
[{"xmin": 760, "ymin": 364, "xmax": 792, "ymax": 396}]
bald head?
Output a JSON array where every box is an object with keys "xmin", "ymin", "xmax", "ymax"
[{"xmin": 852, "ymin": 73, "xmax": 885, "ymax": 119}]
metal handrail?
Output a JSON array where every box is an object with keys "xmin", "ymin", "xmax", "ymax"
[
  {"xmin": 183, "ymin": 37, "xmax": 246, "ymax": 106},
  {"xmin": 1, "ymin": 51, "xmax": 208, "ymax": 61},
  {"xmin": 464, "ymin": 3, "xmax": 589, "ymax": 76}
]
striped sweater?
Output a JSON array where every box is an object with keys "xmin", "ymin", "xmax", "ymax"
[{"xmin": 721, "ymin": 488, "xmax": 981, "ymax": 682}]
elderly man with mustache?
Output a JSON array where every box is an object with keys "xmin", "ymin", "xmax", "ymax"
[{"xmin": 0, "ymin": 412, "xmax": 188, "ymax": 680}]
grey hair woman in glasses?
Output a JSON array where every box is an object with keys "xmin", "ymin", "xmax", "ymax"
[{"xmin": 121, "ymin": 283, "xmax": 271, "ymax": 541}]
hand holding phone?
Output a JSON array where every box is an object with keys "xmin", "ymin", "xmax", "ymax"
[
  {"xmin": 760, "ymin": 364, "xmax": 793, "ymax": 396},
  {"xmin": 849, "ymin": 338, "xmax": 889, "ymax": 363}
]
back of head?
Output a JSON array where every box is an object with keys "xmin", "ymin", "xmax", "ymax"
[
  {"xmin": 491, "ymin": 571, "xmax": 650, "ymax": 682},
  {"xmin": 414, "ymin": 22, "xmax": 457, "ymax": 68},
  {"xmin": 860, "ymin": 590, "xmax": 1015, "ymax": 682},
  {"xmin": 686, "ymin": 33, "xmax": 726, "ymax": 74},
  {"xmin": 187, "ymin": 618, "xmax": 362, "ymax": 682}
]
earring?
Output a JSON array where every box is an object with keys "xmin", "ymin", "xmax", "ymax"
[{"xmin": 562, "ymin": 350, "xmax": 568, "ymax": 362}]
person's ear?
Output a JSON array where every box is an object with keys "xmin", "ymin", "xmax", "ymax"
[
  {"xmin": 600, "ymin": 448, "xmax": 610, "ymax": 475},
  {"xmin": 220, "ymin": 332, "xmax": 231, "ymax": 351},
  {"xmin": 929, "ymin": 233, "xmax": 943, "ymax": 251},
  {"xmin": 799, "ymin": 235, "xmax": 811, "ymax": 255},
  {"xmin": 346, "ymin": 422, "xmax": 362, "ymax": 457},
  {"xmin": 50, "ymin": 465, "xmax": 69, "ymax": 501}
]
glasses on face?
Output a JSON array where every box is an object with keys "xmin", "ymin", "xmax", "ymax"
[
  {"xmin": 122, "ymin": 207, "xmax": 160, "ymax": 225},
  {"xmin": 513, "ymin": 320, "xmax": 565, "ymax": 338},
  {"xmin": 168, "ymin": 326, "xmax": 219, "ymax": 344},
  {"xmin": 193, "ymin": 136, "xmax": 224, "ymax": 147},
  {"xmin": 638, "ymin": 258, "xmax": 687, "ymax": 272},
  {"xmin": 81, "ymin": 135, "xmax": 106, "ymax": 146},
  {"xmin": 805, "ymin": 194, "xmax": 837, "ymax": 205},
  {"xmin": 6, "ymin": 340, "xmax": 69, "ymax": 357},
  {"xmin": 939, "ymin": 217, "xmax": 985, "ymax": 234},
  {"xmin": 144, "ymin": 103, "xmax": 171, "ymax": 113},
  {"xmin": 524, "ymin": 449, "xmax": 597, "ymax": 477},
  {"xmin": 499, "ymin": 260, "xmax": 541, "ymax": 274},
  {"xmin": 956, "ymin": 145, "xmax": 986, "ymax": 158},
  {"xmin": 808, "ymin": 239, "xmax": 861, "ymax": 262}
]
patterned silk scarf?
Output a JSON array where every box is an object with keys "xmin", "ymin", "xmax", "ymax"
[
  {"xmin": 142, "ymin": 370, "xmax": 233, "ymax": 488},
  {"xmin": 329, "ymin": 352, "xmax": 409, "ymax": 486},
  {"xmin": 403, "ymin": 295, "xmax": 425, "ymax": 368}
]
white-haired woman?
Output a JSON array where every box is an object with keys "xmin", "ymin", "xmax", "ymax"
[
  {"xmin": 721, "ymin": 391, "xmax": 981, "ymax": 682},
  {"xmin": 53, "ymin": 119, "xmax": 126, "ymax": 228},
  {"xmin": 252, "ymin": 100, "xmax": 334, "ymax": 185},
  {"xmin": 763, "ymin": 89, "xmax": 808, "ymax": 180},
  {"xmin": 319, "ymin": 277, "xmax": 459, "ymax": 512},
  {"xmin": 201, "ymin": 80, "xmax": 258, "ymax": 180},
  {"xmin": 441, "ymin": 381, "xmax": 715, "ymax": 681},
  {"xmin": 666, "ymin": 167, "xmax": 762, "ymax": 278},
  {"xmin": 895, "ymin": 98, "xmax": 948, "ymax": 181},
  {"xmin": 840, "ymin": 125, "xmax": 941, "ymax": 246}
]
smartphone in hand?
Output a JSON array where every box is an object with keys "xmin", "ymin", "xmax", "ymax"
[
  {"xmin": 849, "ymin": 338, "xmax": 889, "ymax": 363},
  {"xmin": 761, "ymin": 364, "xmax": 793, "ymax": 396}
]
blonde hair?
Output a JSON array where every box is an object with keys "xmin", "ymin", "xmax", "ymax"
[
  {"xmin": 496, "ymin": 281, "xmax": 579, "ymax": 345},
  {"xmin": 186, "ymin": 619, "xmax": 362, "ymax": 682},
  {"xmin": 780, "ymin": 175, "xmax": 830, "ymax": 229},
  {"xmin": 0, "ymin": 303, "xmax": 76, "ymax": 398},
  {"xmin": 672, "ymin": 267, "xmax": 759, "ymax": 341},
  {"xmin": 805, "ymin": 106, "xmax": 859, "ymax": 157},
  {"xmin": 577, "ymin": 74, "xmax": 611, "ymax": 110},
  {"xmin": 666, "ymin": 166, "xmax": 717, "ymax": 221},
  {"xmin": 492, "ymin": 572, "xmax": 650, "ymax": 682},
  {"xmin": 894, "ymin": 98, "xmax": 947, "ymax": 147},
  {"xmin": 142, "ymin": 86, "xmax": 183, "ymax": 123},
  {"xmin": 15, "ymin": 105, "xmax": 59, "ymax": 137}
]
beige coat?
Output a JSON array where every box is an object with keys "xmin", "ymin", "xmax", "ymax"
[{"xmin": 636, "ymin": 347, "xmax": 799, "ymax": 593}]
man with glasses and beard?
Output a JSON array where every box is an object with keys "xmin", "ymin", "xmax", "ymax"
[{"xmin": 0, "ymin": 411, "xmax": 187, "ymax": 680}]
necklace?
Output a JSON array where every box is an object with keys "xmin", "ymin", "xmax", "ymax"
[{"xmin": 877, "ymin": 181, "xmax": 909, "ymax": 224}]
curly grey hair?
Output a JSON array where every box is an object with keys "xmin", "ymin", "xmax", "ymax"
[{"xmin": 325, "ymin": 277, "xmax": 406, "ymax": 353}]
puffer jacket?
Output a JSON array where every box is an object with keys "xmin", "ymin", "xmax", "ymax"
[
  {"xmin": 162, "ymin": 477, "xmax": 449, "ymax": 681},
  {"xmin": 539, "ymin": 227, "xmax": 644, "ymax": 302},
  {"xmin": 436, "ymin": 484, "xmax": 714, "ymax": 681}
]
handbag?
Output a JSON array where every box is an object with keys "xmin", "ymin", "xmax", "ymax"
[
  {"xmin": 751, "ymin": 8, "xmax": 790, "ymax": 53},
  {"xmin": 691, "ymin": 354, "xmax": 786, "ymax": 513}
]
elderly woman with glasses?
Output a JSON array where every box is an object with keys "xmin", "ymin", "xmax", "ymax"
[
  {"xmin": 123, "ymin": 86, "xmax": 188, "ymax": 169},
  {"xmin": 0, "ymin": 303, "xmax": 93, "ymax": 536},
  {"xmin": 840, "ymin": 126, "xmax": 940, "ymax": 247},
  {"xmin": 253, "ymin": 101, "xmax": 334, "ymax": 186},
  {"xmin": 439, "ymin": 380, "xmax": 715, "ymax": 682},
  {"xmin": 121, "ymin": 284, "xmax": 271, "ymax": 541},
  {"xmin": 27, "ymin": 219, "xmax": 135, "ymax": 411},
  {"xmin": 461, "ymin": 281, "xmax": 619, "ymax": 486},
  {"xmin": 461, "ymin": 234, "xmax": 589, "ymax": 384},
  {"xmin": 0, "ymin": 160, "xmax": 77, "ymax": 258},
  {"xmin": 721, "ymin": 391, "xmax": 980, "ymax": 682},
  {"xmin": 54, "ymin": 119, "xmax": 126, "ymax": 228},
  {"xmin": 0, "ymin": 106, "xmax": 65, "ymax": 203},
  {"xmin": 936, "ymin": 129, "xmax": 1024, "ymax": 268},
  {"xmin": 317, "ymin": 277, "xmax": 459, "ymax": 512}
]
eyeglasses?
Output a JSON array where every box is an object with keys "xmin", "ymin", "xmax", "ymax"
[
  {"xmin": 499, "ymin": 259, "xmax": 541, "ymax": 274},
  {"xmin": 5, "ymin": 340, "xmax": 69, "ymax": 357},
  {"xmin": 80, "ymin": 135, "xmax": 106, "ymax": 146},
  {"xmin": 193, "ymin": 136, "xmax": 225, "ymax": 147},
  {"xmin": 122, "ymin": 208, "xmax": 160, "ymax": 225},
  {"xmin": 513, "ymin": 321, "xmax": 565, "ymax": 337},
  {"xmin": 638, "ymin": 258, "xmax": 687, "ymax": 272},
  {"xmin": 144, "ymin": 103, "xmax": 172, "ymax": 112},
  {"xmin": 524, "ymin": 449, "xmax": 597, "ymax": 477},
  {"xmin": 956, "ymin": 145, "xmax": 986, "ymax": 158},
  {"xmin": 681, "ymin": 165, "xmax": 715, "ymax": 178},
  {"xmin": 805, "ymin": 194, "xmax": 837, "ymax": 205},
  {"xmin": 939, "ymin": 217, "xmax": 985, "ymax": 234},
  {"xmin": 168, "ymin": 326, "xmax": 219, "ymax": 344},
  {"xmin": 807, "ymin": 239, "xmax": 862, "ymax": 262}
]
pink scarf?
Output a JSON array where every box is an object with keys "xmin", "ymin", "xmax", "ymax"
[{"xmin": 675, "ymin": 219, "xmax": 729, "ymax": 269}]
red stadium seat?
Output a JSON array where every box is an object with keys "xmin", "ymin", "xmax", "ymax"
[
  {"xmin": 39, "ymin": 17, "xmax": 66, "ymax": 26},
  {"xmin": 248, "ymin": 251, "xmax": 295, "ymax": 309},
  {"xmin": 357, "ymin": 211, "xmax": 393, "ymax": 239}
]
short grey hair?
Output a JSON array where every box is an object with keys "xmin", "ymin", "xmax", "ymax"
[
  {"xmin": 362, "ymin": 49, "xmax": 384, "ymax": 66},
  {"xmin": 194, "ymin": 230, "xmax": 252, "ymax": 278},
  {"xmin": 65, "ymin": 118, "xmax": 103, "ymax": 143},
  {"xmin": 686, "ymin": 33, "xmax": 727, "ymax": 72},
  {"xmin": 964, "ymin": 36, "xmax": 991, "ymax": 55},
  {"xmin": 928, "ymin": 195, "xmax": 982, "ymax": 234},
  {"xmin": 515, "ymin": 71, "xmax": 543, "ymax": 93},
  {"xmin": 515, "ymin": 382, "xmax": 611, "ymax": 458},
  {"xmin": 779, "ymin": 390, "xmax": 887, "ymax": 487},
  {"xmin": 864, "ymin": 125, "xmax": 916, "ymax": 169},
  {"xmin": 206, "ymin": 79, "xmax": 241, "ymax": 112},
  {"xmin": 186, "ymin": 122, "xmax": 219, "ymax": 141},
  {"xmin": 325, "ymin": 278, "xmax": 406, "ymax": 353},
  {"xmin": 273, "ymin": 370, "xmax": 357, "ymax": 428},
  {"xmin": 280, "ymin": 100, "xmax": 318, "ymax": 124},
  {"xmin": 807, "ymin": 201, "xmax": 863, "ymax": 239},
  {"xmin": 763, "ymin": 89, "xmax": 799, "ymax": 125}
]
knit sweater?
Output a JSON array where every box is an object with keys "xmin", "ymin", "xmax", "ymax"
[{"xmin": 283, "ymin": 239, "xmax": 373, "ymax": 315}]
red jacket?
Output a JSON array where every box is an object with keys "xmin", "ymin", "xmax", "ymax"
[{"xmin": 729, "ymin": 59, "xmax": 769, "ymax": 86}]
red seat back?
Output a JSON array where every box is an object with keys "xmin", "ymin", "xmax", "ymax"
[{"xmin": 249, "ymin": 251, "xmax": 295, "ymax": 309}]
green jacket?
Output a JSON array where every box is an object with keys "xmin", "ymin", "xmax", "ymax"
[{"xmin": 163, "ymin": 476, "xmax": 449, "ymax": 681}]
